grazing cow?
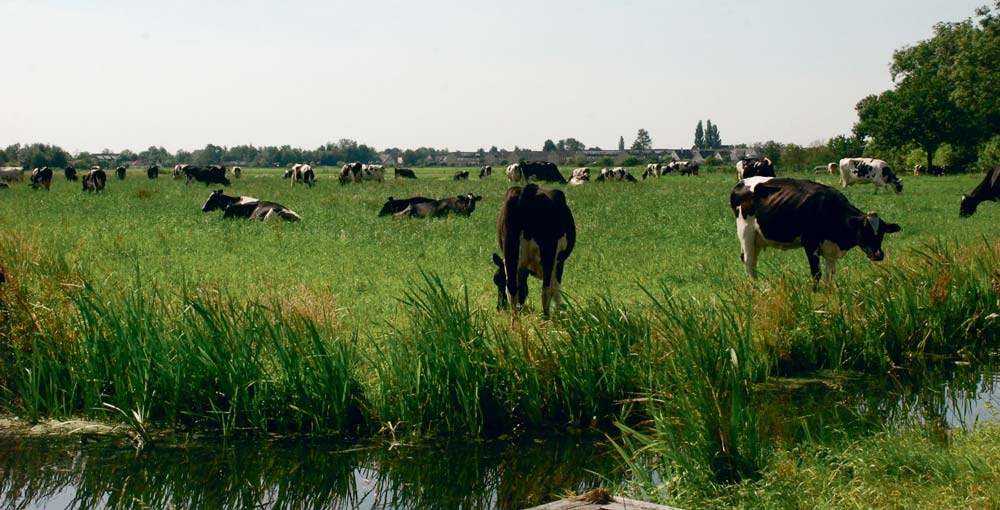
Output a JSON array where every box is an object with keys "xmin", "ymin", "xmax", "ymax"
[
  {"xmin": 184, "ymin": 165, "xmax": 231, "ymax": 186},
  {"xmin": 597, "ymin": 167, "xmax": 637, "ymax": 182},
  {"xmin": 643, "ymin": 163, "xmax": 662, "ymax": 179},
  {"xmin": 394, "ymin": 168, "xmax": 417, "ymax": 179},
  {"xmin": 959, "ymin": 166, "xmax": 1000, "ymax": 217},
  {"xmin": 569, "ymin": 167, "xmax": 590, "ymax": 186},
  {"xmin": 339, "ymin": 162, "xmax": 384, "ymax": 184},
  {"xmin": 680, "ymin": 161, "xmax": 700, "ymax": 176},
  {"xmin": 0, "ymin": 167, "xmax": 25, "ymax": 183},
  {"xmin": 30, "ymin": 167, "xmax": 53, "ymax": 191},
  {"xmin": 115, "ymin": 166, "xmax": 126, "ymax": 180},
  {"xmin": 838, "ymin": 158, "xmax": 902, "ymax": 193},
  {"xmin": 506, "ymin": 161, "xmax": 566, "ymax": 184},
  {"xmin": 736, "ymin": 157, "xmax": 775, "ymax": 180},
  {"xmin": 453, "ymin": 170, "xmax": 470, "ymax": 180},
  {"xmin": 479, "ymin": 165, "xmax": 492, "ymax": 179},
  {"xmin": 82, "ymin": 167, "xmax": 107, "ymax": 192},
  {"xmin": 173, "ymin": 164, "xmax": 188, "ymax": 179},
  {"xmin": 492, "ymin": 184, "xmax": 576, "ymax": 316},
  {"xmin": 64, "ymin": 166, "xmax": 78, "ymax": 181},
  {"xmin": 378, "ymin": 196, "xmax": 435, "ymax": 216},
  {"xmin": 393, "ymin": 193, "xmax": 482, "ymax": 218},
  {"xmin": 233, "ymin": 166, "xmax": 241, "ymax": 179},
  {"xmin": 730, "ymin": 177, "xmax": 901, "ymax": 285},
  {"xmin": 147, "ymin": 164, "xmax": 159, "ymax": 179},
  {"xmin": 914, "ymin": 164, "xmax": 945, "ymax": 176},
  {"xmin": 290, "ymin": 164, "xmax": 315, "ymax": 187},
  {"xmin": 202, "ymin": 189, "xmax": 302, "ymax": 221}
]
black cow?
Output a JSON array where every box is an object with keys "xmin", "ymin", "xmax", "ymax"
[
  {"xmin": 30, "ymin": 167, "xmax": 53, "ymax": 191},
  {"xmin": 115, "ymin": 166, "xmax": 126, "ymax": 180},
  {"xmin": 736, "ymin": 157, "xmax": 775, "ymax": 180},
  {"xmin": 202, "ymin": 189, "xmax": 302, "ymax": 221},
  {"xmin": 378, "ymin": 196, "xmax": 435, "ymax": 216},
  {"xmin": 492, "ymin": 184, "xmax": 576, "ymax": 316},
  {"xmin": 393, "ymin": 193, "xmax": 482, "ymax": 218},
  {"xmin": 454, "ymin": 170, "xmax": 470, "ymax": 180},
  {"xmin": 960, "ymin": 167, "xmax": 1000, "ymax": 217},
  {"xmin": 64, "ymin": 166, "xmax": 78, "ymax": 181},
  {"xmin": 730, "ymin": 176, "xmax": 901, "ymax": 285},
  {"xmin": 394, "ymin": 168, "xmax": 417, "ymax": 179},
  {"xmin": 147, "ymin": 165, "xmax": 159, "ymax": 179},
  {"xmin": 508, "ymin": 161, "xmax": 567, "ymax": 184},
  {"xmin": 82, "ymin": 168, "xmax": 107, "ymax": 192},
  {"xmin": 479, "ymin": 165, "xmax": 492, "ymax": 179},
  {"xmin": 233, "ymin": 166, "xmax": 242, "ymax": 179},
  {"xmin": 184, "ymin": 165, "xmax": 231, "ymax": 186}
]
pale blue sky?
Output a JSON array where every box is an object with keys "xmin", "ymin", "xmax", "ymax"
[{"xmin": 0, "ymin": 0, "xmax": 985, "ymax": 153}]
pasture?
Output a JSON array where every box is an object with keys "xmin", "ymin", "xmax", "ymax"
[{"xmin": 0, "ymin": 165, "xmax": 991, "ymax": 329}]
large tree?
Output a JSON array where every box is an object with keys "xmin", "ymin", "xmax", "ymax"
[
  {"xmin": 705, "ymin": 120, "xmax": 722, "ymax": 148},
  {"xmin": 542, "ymin": 139, "xmax": 557, "ymax": 152},
  {"xmin": 631, "ymin": 128, "xmax": 652, "ymax": 152},
  {"xmin": 694, "ymin": 121, "xmax": 705, "ymax": 149}
]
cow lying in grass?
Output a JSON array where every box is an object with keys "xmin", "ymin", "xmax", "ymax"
[
  {"xmin": 202, "ymin": 189, "xmax": 302, "ymax": 221},
  {"xmin": 392, "ymin": 193, "xmax": 482, "ymax": 218},
  {"xmin": 379, "ymin": 196, "xmax": 435, "ymax": 216}
]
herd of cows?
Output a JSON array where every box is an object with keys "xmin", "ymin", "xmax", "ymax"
[{"xmin": 2, "ymin": 156, "xmax": 1000, "ymax": 315}]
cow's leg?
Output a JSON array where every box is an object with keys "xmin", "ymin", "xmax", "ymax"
[
  {"xmin": 736, "ymin": 210, "xmax": 762, "ymax": 278},
  {"xmin": 804, "ymin": 244, "xmax": 822, "ymax": 285},
  {"xmin": 823, "ymin": 257, "xmax": 837, "ymax": 286},
  {"xmin": 540, "ymin": 244, "xmax": 558, "ymax": 316}
]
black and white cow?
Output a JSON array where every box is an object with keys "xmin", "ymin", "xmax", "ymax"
[
  {"xmin": 453, "ymin": 170, "xmax": 470, "ymax": 180},
  {"xmin": 0, "ymin": 167, "xmax": 24, "ymax": 183},
  {"xmin": 838, "ymin": 158, "xmax": 902, "ymax": 193},
  {"xmin": 115, "ymin": 166, "xmax": 126, "ymax": 180},
  {"xmin": 82, "ymin": 167, "xmax": 107, "ymax": 192},
  {"xmin": 730, "ymin": 177, "xmax": 901, "ymax": 285},
  {"xmin": 643, "ymin": 163, "xmax": 662, "ymax": 179},
  {"xmin": 393, "ymin": 193, "xmax": 482, "ymax": 218},
  {"xmin": 506, "ymin": 161, "xmax": 567, "ymax": 184},
  {"xmin": 569, "ymin": 167, "xmax": 590, "ymax": 186},
  {"xmin": 596, "ymin": 167, "xmax": 637, "ymax": 182},
  {"xmin": 680, "ymin": 161, "xmax": 700, "ymax": 176},
  {"xmin": 173, "ymin": 164, "xmax": 188, "ymax": 179},
  {"xmin": 959, "ymin": 166, "xmax": 1000, "ymax": 217},
  {"xmin": 479, "ymin": 165, "xmax": 492, "ymax": 179},
  {"xmin": 394, "ymin": 168, "xmax": 417, "ymax": 179},
  {"xmin": 290, "ymin": 164, "xmax": 315, "ymax": 187},
  {"xmin": 492, "ymin": 184, "xmax": 576, "ymax": 316},
  {"xmin": 378, "ymin": 196, "xmax": 436, "ymax": 216},
  {"xmin": 202, "ymin": 189, "xmax": 302, "ymax": 221},
  {"xmin": 339, "ymin": 162, "xmax": 384, "ymax": 184},
  {"xmin": 30, "ymin": 167, "xmax": 53, "ymax": 191},
  {"xmin": 184, "ymin": 165, "xmax": 231, "ymax": 186},
  {"xmin": 65, "ymin": 166, "xmax": 78, "ymax": 181},
  {"xmin": 736, "ymin": 157, "xmax": 775, "ymax": 180},
  {"xmin": 233, "ymin": 166, "xmax": 241, "ymax": 179},
  {"xmin": 913, "ymin": 164, "xmax": 946, "ymax": 176},
  {"xmin": 147, "ymin": 164, "xmax": 159, "ymax": 179}
]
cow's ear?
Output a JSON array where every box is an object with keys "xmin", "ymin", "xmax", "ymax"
[
  {"xmin": 475, "ymin": 195, "xmax": 483, "ymax": 202},
  {"xmin": 387, "ymin": 196, "xmax": 393, "ymax": 201},
  {"xmin": 492, "ymin": 253, "xmax": 503, "ymax": 267},
  {"xmin": 884, "ymin": 223, "xmax": 901, "ymax": 234}
]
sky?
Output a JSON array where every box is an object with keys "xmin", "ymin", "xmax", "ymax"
[{"xmin": 0, "ymin": 0, "xmax": 987, "ymax": 154}]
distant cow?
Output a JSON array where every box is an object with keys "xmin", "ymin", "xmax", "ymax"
[
  {"xmin": 0, "ymin": 167, "xmax": 24, "ymax": 183},
  {"xmin": 730, "ymin": 176, "xmax": 900, "ymax": 285},
  {"xmin": 597, "ymin": 167, "xmax": 637, "ymax": 182},
  {"xmin": 233, "ymin": 166, "xmax": 241, "ymax": 179},
  {"xmin": 173, "ymin": 164, "xmax": 188, "ymax": 179},
  {"xmin": 115, "ymin": 166, "xmax": 126, "ymax": 180},
  {"xmin": 479, "ymin": 165, "xmax": 492, "ymax": 179},
  {"xmin": 493, "ymin": 184, "xmax": 576, "ymax": 316},
  {"xmin": 378, "ymin": 196, "xmax": 436, "ymax": 216},
  {"xmin": 64, "ymin": 166, "xmax": 78, "ymax": 181},
  {"xmin": 82, "ymin": 167, "xmax": 107, "ymax": 192},
  {"xmin": 453, "ymin": 170, "xmax": 470, "ymax": 180},
  {"xmin": 569, "ymin": 168, "xmax": 590, "ymax": 186},
  {"xmin": 680, "ymin": 161, "xmax": 700, "ymax": 176},
  {"xmin": 736, "ymin": 157, "xmax": 775, "ymax": 180},
  {"xmin": 393, "ymin": 193, "xmax": 482, "ymax": 218},
  {"xmin": 394, "ymin": 168, "xmax": 417, "ymax": 179},
  {"xmin": 184, "ymin": 165, "xmax": 231, "ymax": 186},
  {"xmin": 506, "ymin": 161, "xmax": 566, "ymax": 184},
  {"xmin": 290, "ymin": 164, "xmax": 315, "ymax": 187},
  {"xmin": 914, "ymin": 164, "xmax": 945, "ymax": 176},
  {"xmin": 643, "ymin": 163, "xmax": 662, "ymax": 179},
  {"xmin": 30, "ymin": 167, "xmax": 53, "ymax": 191},
  {"xmin": 959, "ymin": 166, "xmax": 1000, "ymax": 217},
  {"xmin": 339, "ymin": 162, "xmax": 384, "ymax": 184},
  {"xmin": 838, "ymin": 158, "xmax": 902, "ymax": 193},
  {"xmin": 202, "ymin": 189, "xmax": 302, "ymax": 221},
  {"xmin": 147, "ymin": 164, "xmax": 159, "ymax": 179}
]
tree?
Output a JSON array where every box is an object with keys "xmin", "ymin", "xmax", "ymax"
[
  {"xmin": 694, "ymin": 121, "xmax": 705, "ymax": 149},
  {"xmin": 705, "ymin": 120, "xmax": 722, "ymax": 148},
  {"xmin": 542, "ymin": 139, "xmax": 557, "ymax": 152},
  {"xmin": 557, "ymin": 138, "xmax": 585, "ymax": 152},
  {"xmin": 618, "ymin": 136, "xmax": 625, "ymax": 151},
  {"xmin": 631, "ymin": 128, "xmax": 652, "ymax": 152},
  {"xmin": 826, "ymin": 134, "xmax": 865, "ymax": 160}
]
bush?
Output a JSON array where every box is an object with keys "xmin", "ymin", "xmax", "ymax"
[
  {"xmin": 975, "ymin": 135, "xmax": 1000, "ymax": 172},
  {"xmin": 622, "ymin": 156, "xmax": 640, "ymax": 167}
]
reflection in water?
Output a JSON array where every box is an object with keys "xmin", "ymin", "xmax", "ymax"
[{"xmin": 0, "ymin": 435, "xmax": 618, "ymax": 510}]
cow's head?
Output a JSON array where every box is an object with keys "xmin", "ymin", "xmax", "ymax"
[
  {"xmin": 492, "ymin": 253, "xmax": 508, "ymax": 309},
  {"xmin": 283, "ymin": 169, "xmax": 293, "ymax": 179},
  {"xmin": 460, "ymin": 194, "xmax": 482, "ymax": 212},
  {"xmin": 884, "ymin": 167, "xmax": 903, "ymax": 193},
  {"xmin": 202, "ymin": 189, "xmax": 228, "ymax": 212},
  {"xmin": 848, "ymin": 212, "xmax": 901, "ymax": 261},
  {"xmin": 378, "ymin": 197, "xmax": 399, "ymax": 217},
  {"xmin": 959, "ymin": 194, "xmax": 979, "ymax": 217}
]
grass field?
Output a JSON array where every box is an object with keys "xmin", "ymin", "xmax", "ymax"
[{"xmin": 0, "ymin": 165, "xmax": 993, "ymax": 328}]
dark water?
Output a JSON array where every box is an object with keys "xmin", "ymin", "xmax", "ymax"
[{"xmin": 2, "ymin": 354, "xmax": 997, "ymax": 510}]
